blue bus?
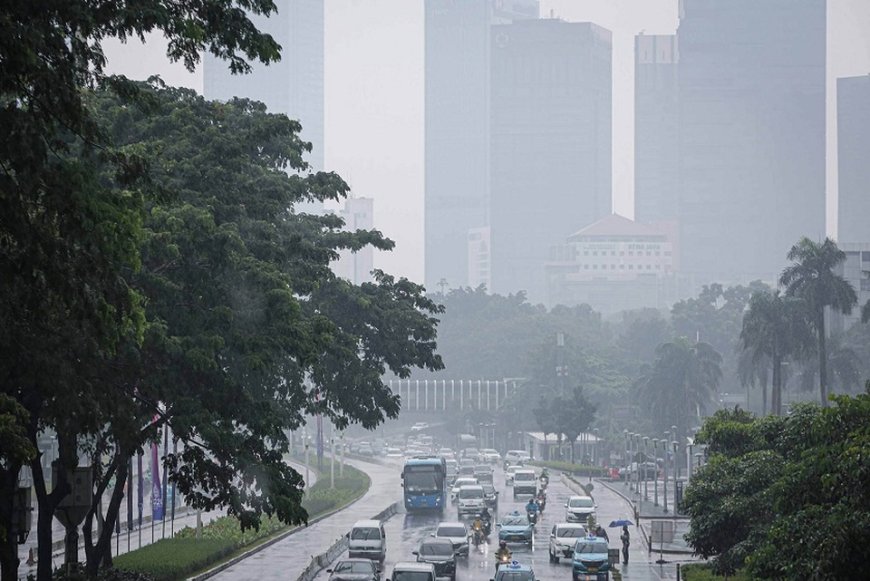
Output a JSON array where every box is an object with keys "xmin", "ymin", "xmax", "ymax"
[{"xmin": 401, "ymin": 456, "xmax": 447, "ymax": 512}]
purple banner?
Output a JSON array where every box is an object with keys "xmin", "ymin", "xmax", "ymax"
[
  {"xmin": 151, "ymin": 442, "xmax": 164, "ymax": 521},
  {"xmin": 137, "ymin": 453, "xmax": 144, "ymax": 526}
]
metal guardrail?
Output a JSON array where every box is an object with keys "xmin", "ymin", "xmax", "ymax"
[{"xmin": 295, "ymin": 502, "xmax": 400, "ymax": 581}]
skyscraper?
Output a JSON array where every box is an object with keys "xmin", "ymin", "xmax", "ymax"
[
  {"xmin": 634, "ymin": 34, "xmax": 680, "ymax": 225},
  {"xmin": 334, "ymin": 197, "xmax": 375, "ymax": 285},
  {"xmin": 489, "ymin": 19, "xmax": 612, "ymax": 302},
  {"xmin": 837, "ymin": 74, "xmax": 870, "ymax": 244},
  {"xmin": 676, "ymin": 0, "xmax": 826, "ymax": 285},
  {"xmin": 203, "ymin": 0, "xmax": 324, "ymax": 171},
  {"xmin": 424, "ymin": 0, "xmax": 538, "ymax": 292}
]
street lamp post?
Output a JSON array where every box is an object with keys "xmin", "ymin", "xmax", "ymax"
[
  {"xmin": 339, "ymin": 431, "xmax": 345, "ymax": 478},
  {"xmin": 671, "ymin": 425, "xmax": 679, "ymax": 480},
  {"xmin": 652, "ymin": 438, "xmax": 659, "ymax": 506},
  {"xmin": 304, "ymin": 430, "xmax": 311, "ymax": 491},
  {"xmin": 642, "ymin": 437, "xmax": 649, "ymax": 501},
  {"xmin": 593, "ymin": 428, "xmax": 600, "ymax": 466},
  {"xmin": 672, "ymin": 440, "xmax": 679, "ymax": 513},
  {"xmin": 623, "ymin": 430, "xmax": 630, "ymax": 487},
  {"xmin": 330, "ymin": 432, "xmax": 336, "ymax": 489},
  {"xmin": 634, "ymin": 433, "xmax": 641, "ymax": 495},
  {"xmin": 662, "ymin": 430, "xmax": 671, "ymax": 514}
]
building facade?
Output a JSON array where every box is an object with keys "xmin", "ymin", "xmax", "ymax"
[
  {"xmin": 467, "ymin": 226, "xmax": 492, "ymax": 290},
  {"xmin": 546, "ymin": 214, "xmax": 681, "ymax": 313},
  {"xmin": 333, "ymin": 197, "xmax": 375, "ymax": 285},
  {"xmin": 489, "ymin": 19, "xmax": 612, "ymax": 303},
  {"xmin": 837, "ymin": 75, "xmax": 870, "ymax": 245},
  {"xmin": 203, "ymin": 0, "xmax": 324, "ymax": 172},
  {"xmin": 833, "ymin": 243, "xmax": 870, "ymax": 331},
  {"xmin": 676, "ymin": 0, "xmax": 826, "ymax": 286},
  {"xmin": 424, "ymin": 0, "xmax": 538, "ymax": 292},
  {"xmin": 634, "ymin": 34, "xmax": 680, "ymax": 224}
]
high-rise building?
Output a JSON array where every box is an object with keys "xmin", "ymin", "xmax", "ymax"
[
  {"xmin": 333, "ymin": 197, "xmax": 375, "ymax": 285},
  {"xmin": 634, "ymin": 34, "xmax": 680, "ymax": 225},
  {"xmin": 676, "ymin": 0, "xmax": 826, "ymax": 286},
  {"xmin": 424, "ymin": 0, "xmax": 538, "ymax": 292},
  {"xmin": 203, "ymin": 0, "xmax": 324, "ymax": 172},
  {"xmin": 837, "ymin": 74, "xmax": 870, "ymax": 245},
  {"xmin": 489, "ymin": 19, "xmax": 612, "ymax": 302}
]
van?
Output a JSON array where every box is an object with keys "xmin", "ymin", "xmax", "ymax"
[
  {"xmin": 348, "ymin": 519, "xmax": 387, "ymax": 562},
  {"xmin": 387, "ymin": 562, "xmax": 435, "ymax": 581}
]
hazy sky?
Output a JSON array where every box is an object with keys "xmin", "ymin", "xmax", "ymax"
[{"xmin": 104, "ymin": 0, "xmax": 870, "ymax": 285}]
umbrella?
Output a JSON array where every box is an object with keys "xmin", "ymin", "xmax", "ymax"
[{"xmin": 609, "ymin": 519, "xmax": 634, "ymax": 527}]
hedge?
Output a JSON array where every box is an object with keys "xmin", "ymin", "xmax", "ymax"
[
  {"xmin": 530, "ymin": 460, "xmax": 609, "ymax": 477},
  {"xmin": 114, "ymin": 461, "xmax": 370, "ymax": 581},
  {"xmin": 680, "ymin": 563, "xmax": 749, "ymax": 581}
]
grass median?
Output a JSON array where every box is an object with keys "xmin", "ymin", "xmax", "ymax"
[
  {"xmin": 680, "ymin": 563, "xmax": 749, "ymax": 581},
  {"xmin": 114, "ymin": 460, "xmax": 370, "ymax": 581}
]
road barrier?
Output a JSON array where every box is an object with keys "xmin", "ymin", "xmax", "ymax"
[{"xmin": 295, "ymin": 502, "xmax": 400, "ymax": 581}]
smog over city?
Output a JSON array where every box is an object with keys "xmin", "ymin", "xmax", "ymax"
[{"xmin": 1, "ymin": 2, "xmax": 869, "ymax": 581}]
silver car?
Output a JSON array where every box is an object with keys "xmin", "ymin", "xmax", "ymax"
[{"xmin": 434, "ymin": 521, "xmax": 470, "ymax": 557}]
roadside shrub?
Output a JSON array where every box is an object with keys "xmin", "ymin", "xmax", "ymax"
[{"xmin": 112, "ymin": 539, "xmax": 234, "ymax": 581}]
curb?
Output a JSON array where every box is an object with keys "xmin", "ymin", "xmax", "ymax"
[
  {"xmin": 295, "ymin": 502, "xmax": 400, "ymax": 581},
  {"xmin": 189, "ymin": 470, "xmax": 372, "ymax": 581},
  {"xmin": 596, "ymin": 480, "xmax": 695, "ymax": 556}
]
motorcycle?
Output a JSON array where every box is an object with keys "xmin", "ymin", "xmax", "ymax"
[
  {"xmin": 536, "ymin": 494, "xmax": 547, "ymax": 513},
  {"xmin": 495, "ymin": 551, "xmax": 512, "ymax": 571},
  {"xmin": 472, "ymin": 527, "xmax": 484, "ymax": 547},
  {"xmin": 481, "ymin": 517, "xmax": 492, "ymax": 539},
  {"xmin": 526, "ymin": 510, "xmax": 538, "ymax": 526}
]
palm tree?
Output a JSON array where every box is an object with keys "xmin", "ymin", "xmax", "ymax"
[
  {"xmin": 640, "ymin": 338, "xmax": 722, "ymax": 443},
  {"xmin": 737, "ymin": 348, "xmax": 769, "ymax": 415},
  {"xmin": 780, "ymin": 237, "xmax": 858, "ymax": 407},
  {"xmin": 796, "ymin": 334, "xmax": 862, "ymax": 396},
  {"xmin": 740, "ymin": 291, "xmax": 813, "ymax": 415}
]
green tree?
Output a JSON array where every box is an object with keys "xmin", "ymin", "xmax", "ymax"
[
  {"xmin": 640, "ymin": 338, "xmax": 722, "ymax": 444},
  {"xmin": 551, "ymin": 387, "xmax": 597, "ymax": 464},
  {"xmin": 795, "ymin": 334, "xmax": 862, "ymax": 396},
  {"xmin": 740, "ymin": 290, "xmax": 813, "ymax": 416},
  {"xmin": 737, "ymin": 348, "xmax": 770, "ymax": 415},
  {"xmin": 71, "ymin": 82, "xmax": 443, "ymax": 575},
  {"xmin": 780, "ymin": 237, "xmax": 858, "ymax": 407}
]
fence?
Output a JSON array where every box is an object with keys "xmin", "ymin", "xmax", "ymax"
[{"xmin": 386, "ymin": 379, "xmax": 519, "ymax": 412}]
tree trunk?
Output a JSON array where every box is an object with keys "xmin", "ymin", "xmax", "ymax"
[
  {"xmin": 817, "ymin": 311, "xmax": 828, "ymax": 407},
  {"xmin": 0, "ymin": 462, "xmax": 21, "ymax": 581},
  {"xmin": 772, "ymin": 354, "xmax": 781, "ymax": 416},
  {"xmin": 86, "ymin": 459, "xmax": 128, "ymax": 577},
  {"xmin": 31, "ymin": 431, "xmax": 76, "ymax": 581},
  {"xmin": 84, "ymin": 454, "xmax": 120, "ymax": 573}
]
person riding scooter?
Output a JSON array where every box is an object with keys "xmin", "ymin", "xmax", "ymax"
[
  {"xmin": 495, "ymin": 540, "xmax": 512, "ymax": 570},
  {"xmin": 471, "ymin": 516, "xmax": 485, "ymax": 546},
  {"xmin": 536, "ymin": 489, "xmax": 547, "ymax": 513},
  {"xmin": 525, "ymin": 497, "xmax": 539, "ymax": 525},
  {"xmin": 479, "ymin": 507, "xmax": 492, "ymax": 537}
]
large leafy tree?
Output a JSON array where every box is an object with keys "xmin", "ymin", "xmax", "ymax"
[
  {"xmin": 740, "ymin": 290, "xmax": 813, "ymax": 415},
  {"xmin": 685, "ymin": 392, "xmax": 870, "ymax": 579},
  {"xmin": 639, "ymin": 338, "xmax": 722, "ymax": 444},
  {"xmin": 1, "ymin": 2, "xmax": 282, "ymax": 579},
  {"xmin": 780, "ymin": 237, "xmax": 857, "ymax": 407},
  {"xmin": 71, "ymin": 82, "xmax": 443, "ymax": 574}
]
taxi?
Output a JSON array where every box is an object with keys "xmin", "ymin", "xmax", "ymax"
[
  {"xmin": 491, "ymin": 561, "xmax": 535, "ymax": 581},
  {"xmin": 497, "ymin": 511, "xmax": 534, "ymax": 547},
  {"xmin": 571, "ymin": 534, "xmax": 611, "ymax": 580}
]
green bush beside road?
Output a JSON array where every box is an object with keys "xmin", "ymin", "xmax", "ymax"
[
  {"xmin": 530, "ymin": 460, "xmax": 608, "ymax": 478},
  {"xmin": 114, "ymin": 461, "xmax": 370, "ymax": 580},
  {"xmin": 680, "ymin": 563, "xmax": 749, "ymax": 581}
]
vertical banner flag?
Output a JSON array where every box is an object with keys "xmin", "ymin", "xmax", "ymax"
[
  {"xmin": 151, "ymin": 440, "xmax": 164, "ymax": 521},
  {"xmin": 137, "ymin": 452, "xmax": 144, "ymax": 526},
  {"xmin": 127, "ymin": 457, "xmax": 134, "ymax": 531}
]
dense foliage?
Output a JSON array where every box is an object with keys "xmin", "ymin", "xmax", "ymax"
[{"xmin": 683, "ymin": 392, "xmax": 870, "ymax": 579}]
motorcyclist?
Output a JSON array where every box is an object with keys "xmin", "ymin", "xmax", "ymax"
[
  {"xmin": 536, "ymin": 490, "xmax": 547, "ymax": 512},
  {"xmin": 471, "ymin": 516, "xmax": 485, "ymax": 545},
  {"xmin": 495, "ymin": 540, "xmax": 512, "ymax": 569},
  {"xmin": 525, "ymin": 498, "xmax": 539, "ymax": 524},
  {"xmin": 479, "ymin": 507, "xmax": 492, "ymax": 536}
]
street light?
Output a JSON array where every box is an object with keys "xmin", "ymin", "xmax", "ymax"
[
  {"xmin": 642, "ymin": 437, "xmax": 649, "ymax": 501},
  {"xmin": 672, "ymin": 440, "xmax": 679, "ymax": 513},
  {"xmin": 671, "ymin": 425, "xmax": 679, "ymax": 479},
  {"xmin": 593, "ymin": 428, "xmax": 600, "ymax": 466},
  {"xmin": 652, "ymin": 438, "xmax": 659, "ymax": 506},
  {"xmin": 662, "ymin": 430, "xmax": 671, "ymax": 514},
  {"xmin": 623, "ymin": 429, "xmax": 630, "ymax": 487},
  {"xmin": 304, "ymin": 429, "xmax": 311, "ymax": 490}
]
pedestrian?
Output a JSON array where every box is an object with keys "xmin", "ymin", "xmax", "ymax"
[
  {"xmin": 595, "ymin": 524, "xmax": 609, "ymax": 542},
  {"xmin": 620, "ymin": 525, "xmax": 630, "ymax": 564}
]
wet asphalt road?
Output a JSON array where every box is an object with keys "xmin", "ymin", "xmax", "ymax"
[{"xmin": 316, "ymin": 464, "xmax": 697, "ymax": 581}]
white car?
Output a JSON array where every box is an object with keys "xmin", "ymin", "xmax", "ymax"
[
  {"xmin": 504, "ymin": 450, "xmax": 530, "ymax": 465},
  {"xmin": 505, "ymin": 465, "xmax": 521, "ymax": 486},
  {"xmin": 456, "ymin": 485, "xmax": 486, "ymax": 518},
  {"xmin": 481, "ymin": 449, "xmax": 502, "ymax": 463},
  {"xmin": 565, "ymin": 495, "xmax": 597, "ymax": 524},
  {"xmin": 450, "ymin": 477, "xmax": 479, "ymax": 500},
  {"xmin": 548, "ymin": 523, "xmax": 587, "ymax": 563},
  {"xmin": 411, "ymin": 422, "xmax": 430, "ymax": 432},
  {"xmin": 434, "ymin": 521, "xmax": 470, "ymax": 557},
  {"xmin": 385, "ymin": 447, "xmax": 404, "ymax": 458}
]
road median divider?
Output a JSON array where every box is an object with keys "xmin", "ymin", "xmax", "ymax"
[
  {"xmin": 295, "ymin": 502, "xmax": 400, "ymax": 581},
  {"xmin": 111, "ymin": 461, "xmax": 370, "ymax": 581}
]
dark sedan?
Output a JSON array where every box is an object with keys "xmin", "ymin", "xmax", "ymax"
[
  {"xmin": 413, "ymin": 538, "xmax": 457, "ymax": 581},
  {"xmin": 328, "ymin": 559, "xmax": 380, "ymax": 581}
]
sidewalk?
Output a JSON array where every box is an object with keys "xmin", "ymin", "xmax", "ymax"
[
  {"xmin": 597, "ymin": 479, "xmax": 694, "ymax": 555},
  {"xmin": 17, "ymin": 461, "xmax": 314, "ymax": 579}
]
